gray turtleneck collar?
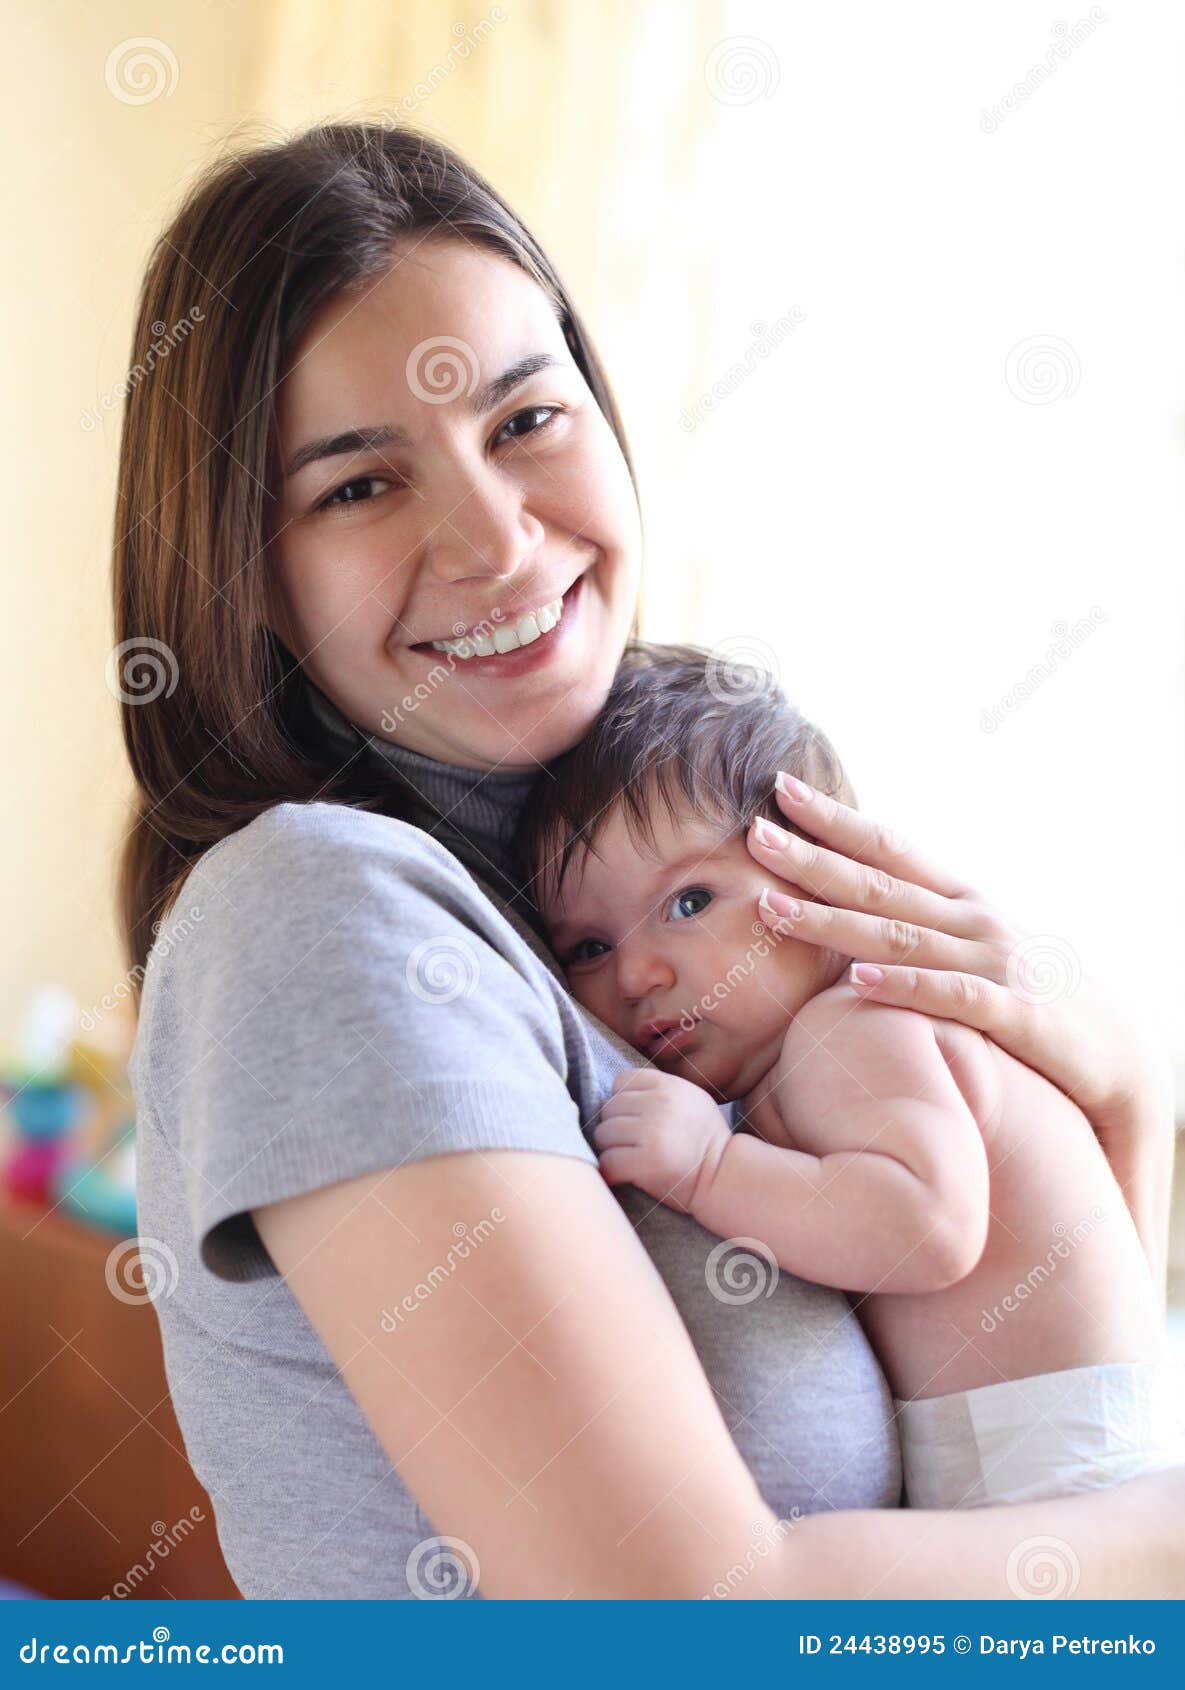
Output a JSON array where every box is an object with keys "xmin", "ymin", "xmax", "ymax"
[{"xmin": 302, "ymin": 678, "xmax": 544, "ymax": 930}]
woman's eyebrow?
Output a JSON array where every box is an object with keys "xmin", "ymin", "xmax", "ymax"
[
  {"xmin": 282, "ymin": 352, "xmax": 564, "ymax": 482},
  {"xmin": 283, "ymin": 423, "xmax": 409, "ymax": 481},
  {"xmin": 470, "ymin": 351, "xmax": 562, "ymax": 416}
]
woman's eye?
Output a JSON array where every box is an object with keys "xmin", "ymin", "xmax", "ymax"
[
  {"xmin": 319, "ymin": 475, "xmax": 393, "ymax": 511},
  {"xmin": 496, "ymin": 405, "xmax": 561, "ymax": 445},
  {"xmin": 567, "ymin": 937, "xmax": 610, "ymax": 965},
  {"xmin": 667, "ymin": 887, "xmax": 713, "ymax": 921},
  {"xmin": 317, "ymin": 410, "xmax": 560, "ymax": 512}
]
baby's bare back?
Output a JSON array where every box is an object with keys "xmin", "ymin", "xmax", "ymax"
[{"xmin": 861, "ymin": 1019, "xmax": 1162, "ymax": 1402}]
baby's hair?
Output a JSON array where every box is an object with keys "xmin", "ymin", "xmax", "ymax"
[{"xmin": 514, "ymin": 640, "xmax": 856, "ymax": 906}]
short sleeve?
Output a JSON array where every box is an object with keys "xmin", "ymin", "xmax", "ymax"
[{"xmin": 132, "ymin": 802, "xmax": 597, "ymax": 1282}]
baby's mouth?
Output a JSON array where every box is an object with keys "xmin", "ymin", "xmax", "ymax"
[{"xmin": 638, "ymin": 1016, "xmax": 699, "ymax": 1058}]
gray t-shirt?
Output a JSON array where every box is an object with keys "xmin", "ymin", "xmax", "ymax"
[{"xmin": 132, "ymin": 688, "xmax": 900, "ymax": 1599}]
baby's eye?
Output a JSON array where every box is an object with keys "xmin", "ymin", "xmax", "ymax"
[
  {"xmin": 666, "ymin": 887, "xmax": 713, "ymax": 922},
  {"xmin": 567, "ymin": 937, "xmax": 611, "ymax": 965}
]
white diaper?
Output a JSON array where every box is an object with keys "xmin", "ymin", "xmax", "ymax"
[{"xmin": 895, "ymin": 1360, "xmax": 1185, "ymax": 1510}]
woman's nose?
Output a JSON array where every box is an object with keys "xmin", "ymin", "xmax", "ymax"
[
  {"xmin": 616, "ymin": 942, "xmax": 676, "ymax": 1004},
  {"xmin": 423, "ymin": 467, "xmax": 545, "ymax": 586}
]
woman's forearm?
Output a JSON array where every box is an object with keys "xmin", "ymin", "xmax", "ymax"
[
  {"xmin": 1092, "ymin": 1067, "xmax": 1177, "ymax": 1308},
  {"xmin": 771, "ymin": 1466, "xmax": 1185, "ymax": 1600},
  {"xmin": 258, "ymin": 1141, "xmax": 1184, "ymax": 1601}
]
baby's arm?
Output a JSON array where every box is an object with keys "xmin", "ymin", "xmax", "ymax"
[{"xmin": 692, "ymin": 989, "xmax": 993, "ymax": 1294}]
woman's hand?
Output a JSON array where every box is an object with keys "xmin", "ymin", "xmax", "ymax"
[{"xmin": 748, "ymin": 772, "xmax": 1175, "ymax": 1292}]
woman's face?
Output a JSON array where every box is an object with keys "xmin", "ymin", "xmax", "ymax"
[{"xmin": 268, "ymin": 237, "xmax": 642, "ymax": 771}]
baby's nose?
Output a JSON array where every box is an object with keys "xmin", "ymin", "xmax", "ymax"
[{"xmin": 616, "ymin": 942, "xmax": 676, "ymax": 1002}]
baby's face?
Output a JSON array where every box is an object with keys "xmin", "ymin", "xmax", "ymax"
[{"xmin": 539, "ymin": 795, "xmax": 843, "ymax": 1100}]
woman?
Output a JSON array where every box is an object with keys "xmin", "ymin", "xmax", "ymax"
[{"xmin": 116, "ymin": 122, "xmax": 1181, "ymax": 1599}]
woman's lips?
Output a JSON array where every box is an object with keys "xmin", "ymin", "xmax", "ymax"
[{"xmin": 409, "ymin": 574, "xmax": 584, "ymax": 680}]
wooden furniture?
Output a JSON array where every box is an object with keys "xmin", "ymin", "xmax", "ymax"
[{"xmin": 0, "ymin": 1193, "xmax": 238, "ymax": 1599}]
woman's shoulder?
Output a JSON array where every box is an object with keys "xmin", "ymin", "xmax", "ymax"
[
  {"xmin": 139, "ymin": 796, "xmax": 557, "ymax": 1055},
  {"xmin": 188, "ymin": 798, "xmax": 470, "ymax": 894},
  {"xmin": 156, "ymin": 800, "xmax": 490, "ymax": 960},
  {"xmin": 131, "ymin": 799, "xmax": 595, "ymax": 1285}
]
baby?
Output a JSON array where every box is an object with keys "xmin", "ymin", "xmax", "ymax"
[{"xmin": 515, "ymin": 642, "xmax": 1184, "ymax": 1509}]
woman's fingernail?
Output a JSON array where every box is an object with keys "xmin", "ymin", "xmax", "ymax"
[
  {"xmin": 776, "ymin": 772, "xmax": 812, "ymax": 802},
  {"xmin": 759, "ymin": 886, "xmax": 802, "ymax": 920},
  {"xmin": 850, "ymin": 963, "xmax": 884, "ymax": 986},
  {"xmin": 753, "ymin": 816, "xmax": 789, "ymax": 847}
]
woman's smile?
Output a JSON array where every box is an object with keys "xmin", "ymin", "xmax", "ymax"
[{"xmin": 405, "ymin": 569, "xmax": 588, "ymax": 681}]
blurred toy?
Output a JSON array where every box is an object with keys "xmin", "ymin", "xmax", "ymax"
[
  {"xmin": 2, "ymin": 986, "xmax": 138, "ymax": 1232},
  {"xmin": 54, "ymin": 1120, "xmax": 137, "ymax": 1236},
  {"xmin": 0, "ymin": 988, "xmax": 89, "ymax": 1205}
]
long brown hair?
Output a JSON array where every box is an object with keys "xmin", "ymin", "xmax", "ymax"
[{"xmin": 113, "ymin": 121, "xmax": 637, "ymax": 985}]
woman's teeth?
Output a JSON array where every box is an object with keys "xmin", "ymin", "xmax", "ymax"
[{"xmin": 428, "ymin": 593, "xmax": 565, "ymax": 659}]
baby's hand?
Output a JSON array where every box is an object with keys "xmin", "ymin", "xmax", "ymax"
[{"xmin": 593, "ymin": 1068, "xmax": 731, "ymax": 1215}]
